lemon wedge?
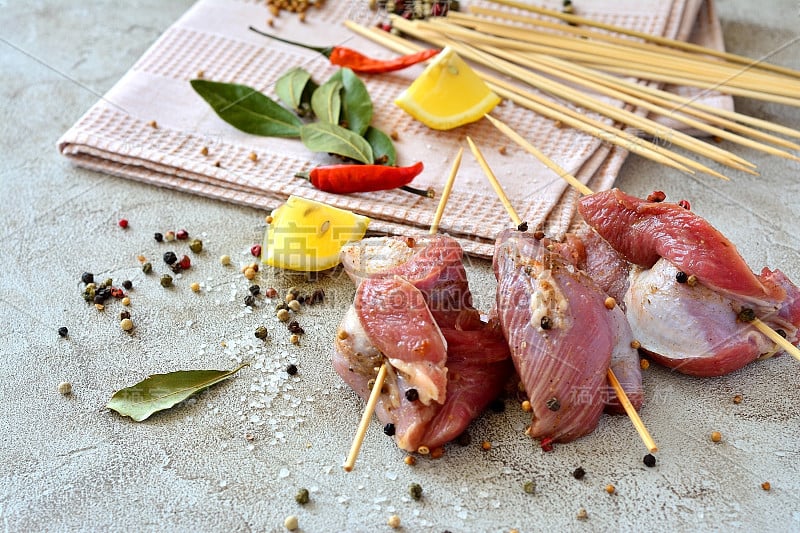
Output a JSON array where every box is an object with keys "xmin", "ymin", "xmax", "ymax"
[
  {"xmin": 394, "ymin": 46, "xmax": 501, "ymax": 130},
  {"xmin": 262, "ymin": 196, "xmax": 370, "ymax": 272}
]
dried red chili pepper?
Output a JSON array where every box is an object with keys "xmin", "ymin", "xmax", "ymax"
[
  {"xmin": 296, "ymin": 161, "xmax": 431, "ymax": 197},
  {"xmin": 249, "ymin": 26, "xmax": 439, "ymax": 74}
]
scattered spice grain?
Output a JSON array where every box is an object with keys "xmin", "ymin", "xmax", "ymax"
[
  {"xmin": 200, "ymin": 146, "xmax": 209, "ymax": 156},
  {"xmin": 249, "ymin": 285, "xmax": 261, "ymax": 296},
  {"xmin": 189, "ymin": 239, "xmax": 203, "ymax": 253},
  {"xmin": 219, "ymin": 255, "xmax": 231, "ymax": 266},
  {"xmin": 687, "ymin": 274, "xmax": 698, "ymax": 287},
  {"xmin": 630, "ymin": 340, "xmax": 641, "ymax": 350},
  {"xmin": 605, "ymin": 484, "xmax": 615, "ymax": 495},
  {"xmin": 119, "ymin": 311, "xmax": 131, "ymax": 320},
  {"xmin": 576, "ymin": 508, "xmax": 588, "ymax": 521},
  {"xmin": 521, "ymin": 400, "xmax": 532, "ymax": 412},
  {"xmin": 81, "ymin": 272, "xmax": 94, "ymax": 284},
  {"xmin": 430, "ymin": 447, "xmax": 444, "ymax": 459},
  {"xmin": 244, "ymin": 295, "xmax": 256, "ymax": 307},
  {"xmin": 640, "ymin": 358, "xmax": 650, "ymax": 370},
  {"xmin": 761, "ymin": 481, "xmax": 771, "ymax": 491},
  {"xmin": 176, "ymin": 229, "xmax": 189, "ymax": 240},
  {"xmin": 248, "ymin": 152, "xmax": 258, "ymax": 162},
  {"xmin": 163, "ymin": 251, "xmax": 178, "ymax": 265},
  {"xmin": 147, "ymin": 120, "xmax": 157, "ymax": 128},
  {"xmin": 250, "ymin": 244, "xmax": 262, "ymax": 257},
  {"xmin": 384, "ymin": 423, "xmax": 396, "ymax": 436},
  {"xmin": 481, "ymin": 441, "xmax": 492, "ymax": 451},
  {"xmin": 405, "ymin": 388, "xmax": 419, "ymax": 402},
  {"xmin": 288, "ymin": 321, "xmax": 304, "ymax": 335},
  {"xmin": 288, "ymin": 300, "xmax": 301, "ymax": 312},
  {"xmin": 290, "ymin": 334, "xmax": 300, "ymax": 345},
  {"xmin": 265, "ymin": 287, "xmax": 278, "ymax": 298},
  {"xmin": 404, "ymin": 455, "xmax": 416, "ymax": 466},
  {"xmin": 295, "ymin": 488, "xmax": 310, "ymax": 504},
  {"xmin": 165, "ymin": 230, "xmax": 176, "ymax": 241},
  {"xmin": 733, "ymin": 394, "xmax": 743, "ymax": 404}
]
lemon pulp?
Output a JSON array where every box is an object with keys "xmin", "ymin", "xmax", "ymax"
[
  {"xmin": 262, "ymin": 196, "xmax": 370, "ymax": 272},
  {"xmin": 394, "ymin": 46, "xmax": 501, "ymax": 130}
]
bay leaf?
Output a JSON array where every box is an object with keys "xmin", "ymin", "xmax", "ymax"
[
  {"xmin": 331, "ymin": 68, "xmax": 373, "ymax": 136},
  {"xmin": 275, "ymin": 67, "xmax": 312, "ymax": 112},
  {"xmin": 300, "ymin": 122, "xmax": 374, "ymax": 164},
  {"xmin": 107, "ymin": 363, "xmax": 248, "ymax": 422},
  {"xmin": 364, "ymin": 126, "xmax": 397, "ymax": 166},
  {"xmin": 191, "ymin": 79, "xmax": 302, "ymax": 137},
  {"xmin": 311, "ymin": 78, "xmax": 343, "ymax": 125},
  {"xmin": 298, "ymin": 78, "xmax": 319, "ymax": 118}
]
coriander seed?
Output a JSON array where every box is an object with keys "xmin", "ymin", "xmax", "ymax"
[
  {"xmin": 404, "ymin": 455, "xmax": 416, "ymax": 466},
  {"xmin": 290, "ymin": 334, "xmax": 300, "ymax": 345},
  {"xmin": 190, "ymin": 282, "xmax": 200, "ymax": 292},
  {"xmin": 710, "ymin": 431, "xmax": 722, "ymax": 443},
  {"xmin": 220, "ymin": 255, "xmax": 231, "ymax": 266},
  {"xmin": 244, "ymin": 267, "xmax": 256, "ymax": 280},
  {"xmin": 283, "ymin": 515, "xmax": 298, "ymax": 531},
  {"xmin": 576, "ymin": 508, "xmax": 588, "ymax": 520},
  {"xmin": 58, "ymin": 381, "xmax": 72, "ymax": 395},
  {"xmin": 276, "ymin": 308, "xmax": 290, "ymax": 322},
  {"xmin": 288, "ymin": 299, "xmax": 301, "ymax": 312},
  {"xmin": 120, "ymin": 318, "xmax": 134, "ymax": 331},
  {"xmin": 122, "ymin": 297, "xmax": 131, "ymax": 306},
  {"xmin": 605, "ymin": 484, "xmax": 615, "ymax": 494},
  {"xmin": 387, "ymin": 515, "xmax": 400, "ymax": 529}
]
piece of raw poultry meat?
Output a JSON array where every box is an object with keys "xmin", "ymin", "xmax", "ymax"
[
  {"xmin": 333, "ymin": 235, "xmax": 513, "ymax": 452},
  {"xmin": 493, "ymin": 229, "xmax": 642, "ymax": 445},
  {"xmin": 578, "ymin": 188, "xmax": 800, "ymax": 377}
]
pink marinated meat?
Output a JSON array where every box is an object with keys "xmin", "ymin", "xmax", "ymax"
[
  {"xmin": 578, "ymin": 188, "xmax": 785, "ymax": 305},
  {"xmin": 624, "ymin": 259, "xmax": 799, "ymax": 376},
  {"xmin": 494, "ymin": 229, "xmax": 616, "ymax": 444},
  {"xmin": 355, "ymin": 275, "xmax": 448, "ymax": 406}
]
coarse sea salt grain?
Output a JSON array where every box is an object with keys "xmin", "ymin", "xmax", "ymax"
[
  {"xmin": 385, "ymin": 472, "xmax": 398, "ymax": 481},
  {"xmin": 279, "ymin": 468, "xmax": 290, "ymax": 478}
]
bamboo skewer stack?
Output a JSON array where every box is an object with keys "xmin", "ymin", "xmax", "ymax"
[{"xmin": 344, "ymin": 0, "xmax": 800, "ymax": 180}]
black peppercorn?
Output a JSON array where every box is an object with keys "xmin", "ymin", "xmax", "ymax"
[
  {"xmin": 81, "ymin": 272, "xmax": 94, "ymax": 284},
  {"xmin": 517, "ymin": 221, "xmax": 529, "ymax": 232},
  {"xmin": 643, "ymin": 453, "xmax": 657, "ymax": 467},
  {"xmin": 776, "ymin": 329, "xmax": 787, "ymax": 338},
  {"xmin": 546, "ymin": 397, "xmax": 561, "ymax": 411},
  {"xmin": 286, "ymin": 364, "xmax": 298, "ymax": 376},
  {"xmin": 383, "ymin": 423, "xmax": 396, "ymax": 436},
  {"xmin": 58, "ymin": 326, "xmax": 68, "ymax": 338},
  {"xmin": 122, "ymin": 280, "xmax": 133, "ymax": 290},
  {"xmin": 244, "ymin": 295, "xmax": 256, "ymax": 307},
  {"xmin": 119, "ymin": 311, "xmax": 131, "ymax": 320},
  {"xmin": 249, "ymin": 285, "xmax": 261, "ymax": 296},
  {"xmin": 154, "ymin": 232, "xmax": 163, "ymax": 242},
  {"xmin": 676, "ymin": 271, "xmax": 688, "ymax": 284},
  {"xmin": 93, "ymin": 295, "xmax": 105, "ymax": 305},
  {"xmin": 737, "ymin": 308, "xmax": 756, "ymax": 323},
  {"xmin": 405, "ymin": 388, "xmax": 419, "ymax": 402},
  {"xmin": 287, "ymin": 321, "xmax": 305, "ymax": 335},
  {"xmin": 541, "ymin": 316, "xmax": 552, "ymax": 330},
  {"xmin": 310, "ymin": 289, "xmax": 325, "ymax": 304},
  {"xmin": 573, "ymin": 467, "xmax": 586, "ymax": 480},
  {"xmin": 163, "ymin": 251, "xmax": 178, "ymax": 265}
]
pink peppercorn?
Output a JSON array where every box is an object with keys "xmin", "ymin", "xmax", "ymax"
[
  {"xmin": 176, "ymin": 229, "xmax": 189, "ymax": 240},
  {"xmin": 178, "ymin": 255, "xmax": 191, "ymax": 270},
  {"xmin": 678, "ymin": 199, "xmax": 691, "ymax": 210},
  {"xmin": 251, "ymin": 244, "xmax": 262, "ymax": 257},
  {"xmin": 119, "ymin": 219, "xmax": 129, "ymax": 229}
]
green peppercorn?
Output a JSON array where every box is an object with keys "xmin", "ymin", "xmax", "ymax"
[
  {"xmin": 104, "ymin": 278, "xmax": 113, "ymax": 288},
  {"xmin": 523, "ymin": 481, "xmax": 536, "ymax": 494},
  {"xmin": 189, "ymin": 239, "xmax": 203, "ymax": 253},
  {"xmin": 160, "ymin": 274, "xmax": 173, "ymax": 287},
  {"xmin": 254, "ymin": 326, "xmax": 268, "ymax": 340},
  {"xmin": 409, "ymin": 483, "xmax": 423, "ymax": 501},
  {"xmin": 295, "ymin": 488, "xmax": 310, "ymax": 505},
  {"xmin": 142, "ymin": 262, "xmax": 153, "ymax": 274}
]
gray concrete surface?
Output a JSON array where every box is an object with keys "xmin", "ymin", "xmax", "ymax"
[{"xmin": 1, "ymin": 1, "xmax": 799, "ymax": 531}]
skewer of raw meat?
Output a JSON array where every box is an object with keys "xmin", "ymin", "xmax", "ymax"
[
  {"xmin": 344, "ymin": 149, "xmax": 472, "ymax": 470},
  {"xmin": 467, "ymin": 135, "xmax": 656, "ymax": 452},
  {"xmin": 485, "ymin": 114, "xmax": 800, "ymax": 375}
]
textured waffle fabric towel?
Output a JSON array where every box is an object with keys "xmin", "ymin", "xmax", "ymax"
[{"xmin": 58, "ymin": 0, "xmax": 731, "ymax": 258}]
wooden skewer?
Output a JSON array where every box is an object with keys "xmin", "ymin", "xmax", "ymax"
[
  {"xmin": 389, "ymin": 17, "xmax": 758, "ymax": 176},
  {"xmin": 429, "ymin": 147, "xmax": 463, "ymax": 235},
  {"xmin": 607, "ymin": 368, "xmax": 658, "ymax": 453},
  {"xmin": 457, "ymin": 8, "xmax": 800, "ymax": 82},
  {"xmin": 752, "ymin": 319, "xmax": 800, "ymax": 363},
  {"xmin": 345, "ymin": 20, "xmax": 733, "ymax": 181},
  {"xmin": 343, "ymin": 363, "xmax": 388, "ymax": 472},
  {"xmin": 482, "ymin": 0, "xmax": 800, "ymax": 80},
  {"xmin": 465, "ymin": 136, "xmax": 522, "ymax": 227},
  {"xmin": 467, "ymin": 132, "xmax": 658, "ymax": 453},
  {"xmin": 343, "ymin": 147, "xmax": 463, "ymax": 472}
]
